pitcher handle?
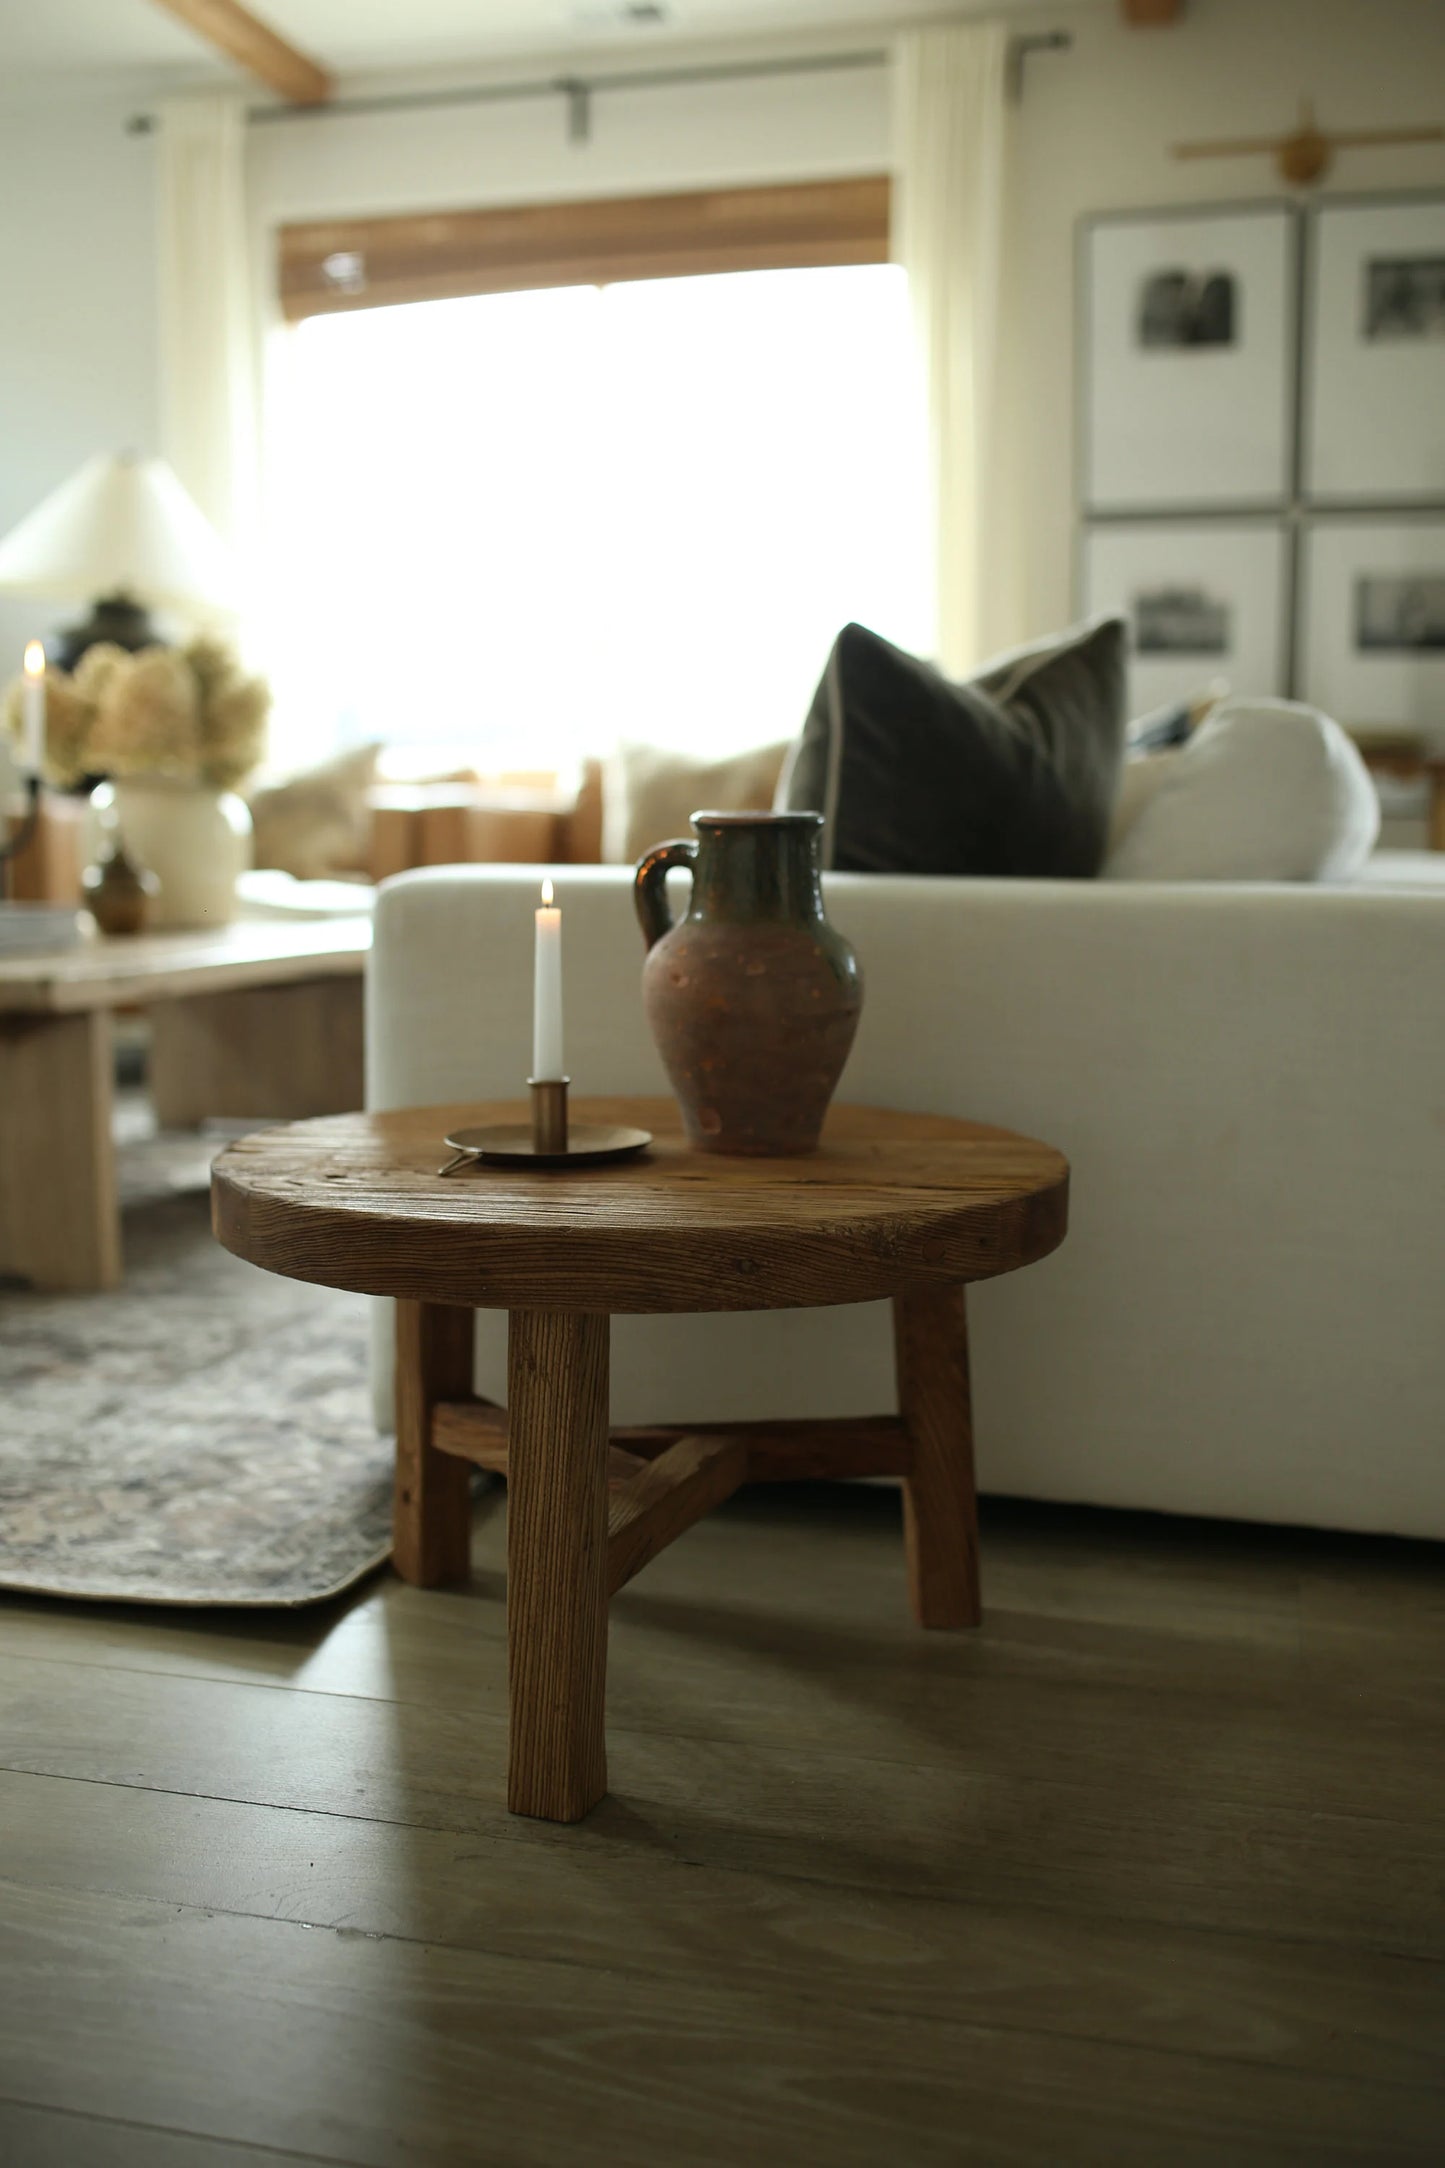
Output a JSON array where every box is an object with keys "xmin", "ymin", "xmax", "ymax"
[{"xmin": 633, "ymin": 837, "xmax": 698, "ymax": 950}]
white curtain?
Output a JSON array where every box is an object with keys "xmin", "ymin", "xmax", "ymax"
[
  {"xmin": 892, "ymin": 22, "xmax": 1010, "ymax": 676},
  {"xmin": 156, "ymin": 93, "xmax": 260, "ymax": 573}
]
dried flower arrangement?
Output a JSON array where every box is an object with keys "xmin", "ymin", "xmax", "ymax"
[{"xmin": 4, "ymin": 637, "xmax": 269, "ymax": 791}]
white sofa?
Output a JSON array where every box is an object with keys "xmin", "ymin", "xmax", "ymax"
[{"xmin": 368, "ymin": 861, "xmax": 1445, "ymax": 1539}]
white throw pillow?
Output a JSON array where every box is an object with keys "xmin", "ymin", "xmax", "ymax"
[
  {"xmin": 603, "ymin": 739, "xmax": 791, "ymax": 864},
  {"xmin": 1103, "ymin": 698, "xmax": 1380, "ymax": 882}
]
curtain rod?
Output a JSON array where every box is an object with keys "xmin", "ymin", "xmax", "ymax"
[{"xmin": 125, "ymin": 32, "xmax": 1070, "ymax": 138}]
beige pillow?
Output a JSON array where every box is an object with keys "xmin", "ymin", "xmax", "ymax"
[
  {"xmin": 604, "ymin": 740, "xmax": 791, "ymax": 864},
  {"xmin": 248, "ymin": 743, "xmax": 380, "ymax": 880}
]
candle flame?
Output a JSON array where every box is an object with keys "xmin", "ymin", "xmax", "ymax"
[
  {"xmin": 541, "ymin": 878, "xmax": 554, "ymax": 907},
  {"xmin": 23, "ymin": 641, "xmax": 44, "ymax": 678}
]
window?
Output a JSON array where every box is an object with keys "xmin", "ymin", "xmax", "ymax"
[{"xmin": 262, "ymin": 248, "xmax": 929, "ymax": 775}]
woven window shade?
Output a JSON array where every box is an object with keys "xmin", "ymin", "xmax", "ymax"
[{"xmin": 278, "ymin": 174, "xmax": 891, "ymax": 320}]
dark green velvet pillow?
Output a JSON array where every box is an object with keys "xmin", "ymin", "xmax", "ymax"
[{"xmin": 782, "ymin": 616, "xmax": 1129, "ymax": 876}]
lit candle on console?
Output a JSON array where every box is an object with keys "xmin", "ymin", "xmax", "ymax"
[
  {"xmin": 21, "ymin": 642, "xmax": 45, "ymax": 779},
  {"xmin": 533, "ymin": 877, "xmax": 564, "ymax": 1080}
]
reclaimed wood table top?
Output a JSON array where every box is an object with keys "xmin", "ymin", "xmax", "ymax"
[
  {"xmin": 212, "ymin": 1098, "xmax": 1069, "ymax": 1315},
  {"xmin": 0, "ymin": 916, "xmax": 371, "ymax": 1015}
]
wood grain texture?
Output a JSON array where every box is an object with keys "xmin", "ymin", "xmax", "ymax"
[
  {"xmin": 211, "ymin": 1099, "xmax": 1069, "ymax": 1313},
  {"xmin": 3, "ymin": 1875, "xmax": 1443, "ymax": 2168},
  {"xmin": 149, "ymin": 976, "xmax": 363, "ymax": 1126},
  {"xmin": 3, "ymin": 1500, "xmax": 1445, "ymax": 2162},
  {"xmin": 0, "ymin": 917, "xmax": 369, "ymax": 1016},
  {"xmin": 432, "ymin": 1405, "xmax": 644, "ymax": 1489},
  {"xmin": 3, "ymin": 792, "xmax": 85, "ymax": 903},
  {"xmin": 431, "ymin": 1402, "xmax": 914, "ymax": 1484},
  {"xmin": 610, "ymin": 1414, "xmax": 914, "ymax": 1483},
  {"xmin": 280, "ymin": 175, "xmax": 890, "ymax": 321},
  {"xmin": 0, "ymin": 1009, "xmax": 119, "ymax": 1290},
  {"xmin": 4, "ymin": 1748, "xmax": 1444, "ymax": 2087},
  {"xmin": 0, "ymin": 2100, "xmax": 318, "ymax": 2167},
  {"xmin": 392, "ymin": 1301, "xmax": 474, "ymax": 1587},
  {"xmin": 149, "ymin": 0, "xmax": 333, "ymax": 103},
  {"xmin": 506, "ymin": 1309, "xmax": 610, "ymax": 1820},
  {"xmin": 895, "ymin": 1284, "xmax": 979, "ymax": 1628},
  {"xmin": 607, "ymin": 1435, "xmax": 749, "ymax": 1595},
  {"xmin": 3, "ymin": 1595, "xmax": 1443, "ymax": 1951}
]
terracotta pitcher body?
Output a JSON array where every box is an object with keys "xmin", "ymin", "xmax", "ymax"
[{"xmin": 634, "ymin": 810, "xmax": 863, "ymax": 1155}]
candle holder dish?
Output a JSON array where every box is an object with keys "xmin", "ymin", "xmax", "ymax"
[{"xmin": 436, "ymin": 1080, "xmax": 652, "ymax": 1174}]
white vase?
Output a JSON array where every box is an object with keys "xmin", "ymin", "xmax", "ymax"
[{"xmin": 106, "ymin": 779, "xmax": 253, "ymax": 930}]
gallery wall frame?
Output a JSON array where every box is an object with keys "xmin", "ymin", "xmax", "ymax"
[
  {"xmin": 1299, "ymin": 513, "xmax": 1445, "ymax": 729},
  {"xmin": 1301, "ymin": 190, "xmax": 1445, "ymax": 508},
  {"xmin": 1080, "ymin": 519, "xmax": 1293, "ymax": 714},
  {"xmin": 1078, "ymin": 189, "xmax": 1445, "ymax": 728},
  {"xmin": 1077, "ymin": 199, "xmax": 1300, "ymax": 517}
]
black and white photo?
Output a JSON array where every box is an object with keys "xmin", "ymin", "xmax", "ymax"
[
  {"xmin": 1305, "ymin": 197, "xmax": 1445, "ymax": 502},
  {"xmin": 1083, "ymin": 207, "xmax": 1293, "ymax": 511},
  {"xmin": 1137, "ymin": 269, "xmax": 1236, "ymax": 349},
  {"xmin": 1083, "ymin": 520, "xmax": 1288, "ymax": 710},
  {"xmin": 1363, "ymin": 255, "xmax": 1445, "ymax": 342},
  {"xmin": 1301, "ymin": 519, "xmax": 1445, "ymax": 724},
  {"xmin": 1133, "ymin": 584, "xmax": 1231, "ymax": 653},
  {"xmin": 1355, "ymin": 572, "xmax": 1445, "ymax": 651}
]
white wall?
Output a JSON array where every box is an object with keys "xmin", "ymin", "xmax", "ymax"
[
  {"xmin": 247, "ymin": 46, "xmax": 890, "ymax": 229},
  {"xmin": 0, "ymin": 95, "xmax": 160, "ymax": 674},
  {"xmin": 1001, "ymin": 0, "xmax": 1445, "ymax": 637}
]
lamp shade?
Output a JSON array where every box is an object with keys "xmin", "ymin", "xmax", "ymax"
[{"xmin": 0, "ymin": 451, "xmax": 236, "ymax": 613}]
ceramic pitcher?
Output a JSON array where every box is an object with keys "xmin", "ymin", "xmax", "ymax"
[{"xmin": 634, "ymin": 809, "xmax": 862, "ymax": 1155}]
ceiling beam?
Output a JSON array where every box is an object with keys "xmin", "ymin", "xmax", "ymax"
[
  {"xmin": 149, "ymin": 0, "xmax": 334, "ymax": 105},
  {"xmin": 1121, "ymin": 0, "xmax": 1184, "ymax": 22}
]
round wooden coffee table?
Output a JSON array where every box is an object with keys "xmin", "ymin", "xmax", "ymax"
[{"xmin": 213, "ymin": 1097, "xmax": 1069, "ymax": 1823}]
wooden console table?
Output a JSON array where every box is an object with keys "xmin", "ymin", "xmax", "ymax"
[
  {"xmin": 0, "ymin": 917, "xmax": 369, "ymax": 1291},
  {"xmin": 213, "ymin": 1098, "xmax": 1070, "ymax": 1824}
]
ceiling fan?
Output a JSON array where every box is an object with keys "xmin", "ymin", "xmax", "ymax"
[{"xmin": 1174, "ymin": 99, "xmax": 1443, "ymax": 187}]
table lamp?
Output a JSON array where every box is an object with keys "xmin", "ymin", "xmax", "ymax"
[{"xmin": 0, "ymin": 451, "xmax": 237, "ymax": 669}]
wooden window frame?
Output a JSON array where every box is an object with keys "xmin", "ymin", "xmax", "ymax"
[{"xmin": 278, "ymin": 174, "xmax": 892, "ymax": 321}]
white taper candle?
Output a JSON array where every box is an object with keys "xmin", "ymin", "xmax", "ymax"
[
  {"xmin": 21, "ymin": 642, "xmax": 45, "ymax": 780},
  {"xmin": 533, "ymin": 878, "xmax": 564, "ymax": 1079}
]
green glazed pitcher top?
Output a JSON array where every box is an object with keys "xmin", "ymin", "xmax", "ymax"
[{"xmin": 634, "ymin": 809, "xmax": 826, "ymax": 948}]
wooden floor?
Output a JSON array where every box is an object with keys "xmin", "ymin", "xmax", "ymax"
[{"xmin": 0, "ymin": 1484, "xmax": 1442, "ymax": 2167}]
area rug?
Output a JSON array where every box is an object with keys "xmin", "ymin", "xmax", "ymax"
[{"xmin": 0, "ymin": 1112, "xmax": 395, "ymax": 1607}]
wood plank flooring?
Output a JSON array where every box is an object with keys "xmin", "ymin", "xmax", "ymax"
[{"xmin": 1, "ymin": 1485, "xmax": 1443, "ymax": 2166}]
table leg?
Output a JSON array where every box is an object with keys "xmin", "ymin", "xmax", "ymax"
[
  {"xmin": 150, "ymin": 977, "xmax": 363, "ymax": 1127},
  {"xmin": 0, "ymin": 1010, "xmax": 120, "ymax": 1291},
  {"xmin": 393, "ymin": 1299, "xmax": 474, "ymax": 1586},
  {"xmin": 893, "ymin": 1283, "xmax": 980, "ymax": 1628},
  {"xmin": 506, "ymin": 1308, "xmax": 610, "ymax": 1822}
]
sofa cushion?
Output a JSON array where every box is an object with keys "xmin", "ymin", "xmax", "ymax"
[
  {"xmin": 248, "ymin": 743, "xmax": 380, "ymax": 880},
  {"xmin": 1104, "ymin": 698, "xmax": 1380, "ymax": 882},
  {"xmin": 606, "ymin": 739, "xmax": 791, "ymax": 864},
  {"xmin": 781, "ymin": 617, "xmax": 1128, "ymax": 876}
]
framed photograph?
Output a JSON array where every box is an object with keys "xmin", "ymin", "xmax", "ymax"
[
  {"xmin": 1299, "ymin": 516, "xmax": 1445, "ymax": 726},
  {"xmin": 1082, "ymin": 521, "xmax": 1291, "ymax": 713},
  {"xmin": 1303, "ymin": 194, "xmax": 1445, "ymax": 504},
  {"xmin": 1080, "ymin": 204, "xmax": 1296, "ymax": 513}
]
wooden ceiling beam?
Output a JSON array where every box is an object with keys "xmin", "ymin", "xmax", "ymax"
[
  {"xmin": 149, "ymin": 0, "xmax": 334, "ymax": 105},
  {"xmin": 1121, "ymin": 0, "xmax": 1184, "ymax": 22}
]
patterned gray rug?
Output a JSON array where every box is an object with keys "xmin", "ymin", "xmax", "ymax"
[{"xmin": 0, "ymin": 1112, "xmax": 394, "ymax": 1607}]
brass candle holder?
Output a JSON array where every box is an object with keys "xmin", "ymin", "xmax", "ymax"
[
  {"xmin": 437, "ymin": 1076, "xmax": 652, "ymax": 1175},
  {"xmin": 530, "ymin": 1076, "xmax": 569, "ymax": 1154}
]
